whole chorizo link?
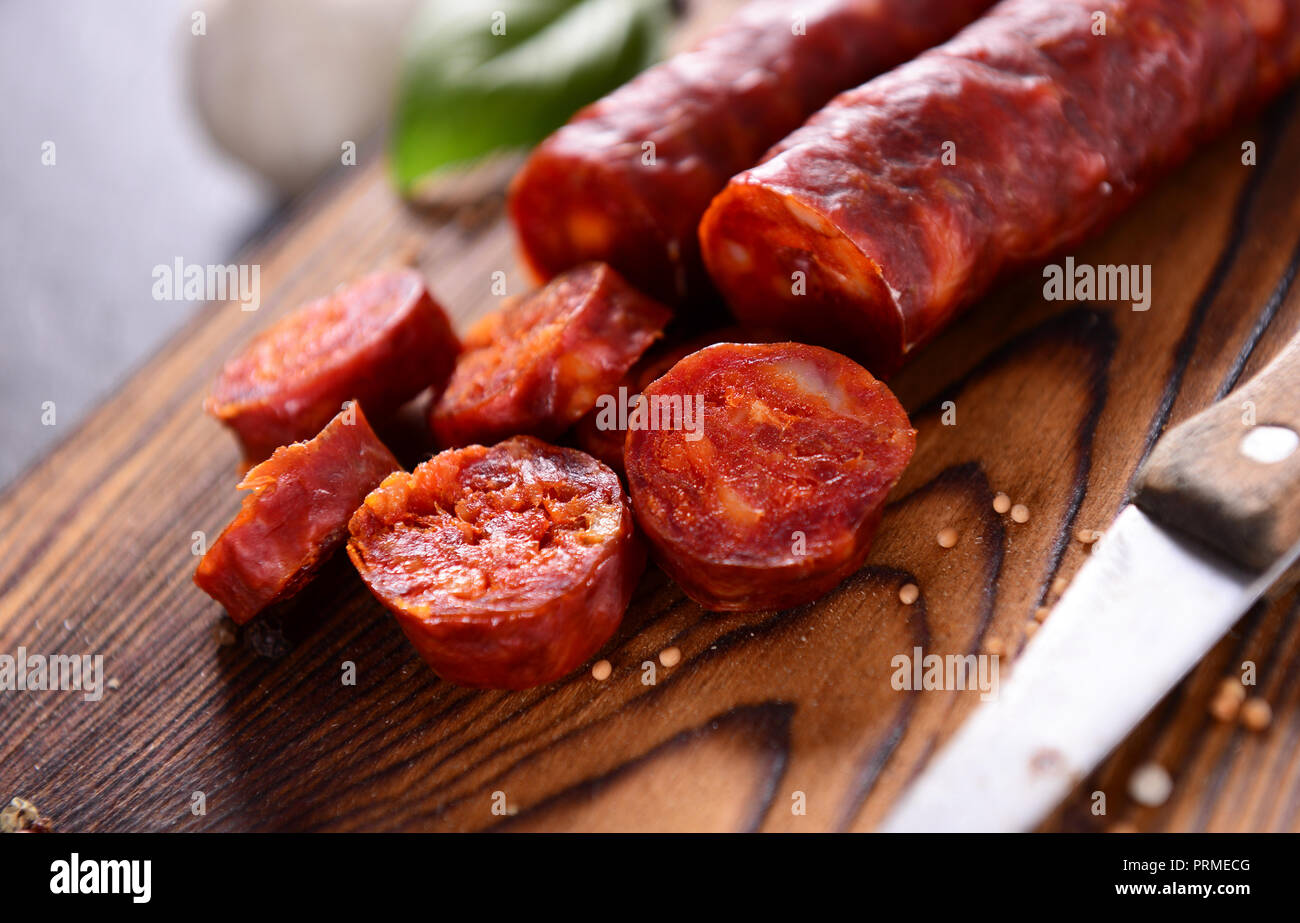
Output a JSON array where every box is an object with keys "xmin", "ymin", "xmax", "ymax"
[
  {"xmin": 508, "ymin": 0, "xmax": 995, "ymax": 304},
  {"xmin": 625, "ymin": 342, "xmax": 915, "ymax": 612},
  {"xmin": 194, "ymin": 403, "xmax": 400, "ymax": 624},
  {"xmin": 700, "ymin": 0, "xmax": 1300, "ymax": 376},
  {"xmin": 207, "ymin": 268, "xmax": 459, "ymax": 461},
  {"xmin": 347, "ymin": 436, "xmax": 644, "ymax": 689}
]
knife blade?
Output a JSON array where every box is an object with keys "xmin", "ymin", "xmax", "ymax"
[{"xmin": 879, "ymin": 325, "xmax": 1300, "ymax": 833}]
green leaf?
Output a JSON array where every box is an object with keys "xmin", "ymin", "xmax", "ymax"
[{"xmin": 390, "ymin": 0, "xmax": 673, "ymax": 197}]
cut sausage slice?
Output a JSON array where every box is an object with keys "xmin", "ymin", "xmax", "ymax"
[
  {"xmin": 508, "ymin": 0, "xmax": 994, "ymax": 304},
  {"xmin": 625, "ymin": 342, "xmax": 915, "ymax": 611},
  {"xmin": 208, "ymin": 268, "xmax": 459, "ymax": 461},
  {"xmin": 347, "ymin": 436, "xmax": 644, "ymax": 689},
  {"xmin": 431, "ymin": 263, "xmax": 670, "ymax": 449},
  {"xmin": 700, "ymin": 0, "xmax": 1300, "ymax": 375},
  {"xmin": 194, "ymin": 403, "xmax": 400, "ymax": 624}
]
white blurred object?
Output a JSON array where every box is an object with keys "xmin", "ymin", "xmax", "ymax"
[{"xmin": 189, "ymin": 0, "xmax": 418, "ymax": 195}]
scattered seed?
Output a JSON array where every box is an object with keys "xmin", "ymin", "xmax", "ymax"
[
  {"xmin": 937, "ymin": 527, "xmax": 959, "ymax": 548},
  {"xmin": 1217, "ymin": 678, "xmax": 1247, "ymax": 703},
  {"xmin": 1210, "ymin": 678, "xmax": 1247, "ymax": 721},
  {"xmin": 213, "ymin": 622, "xmax": 237, "ymax": 647},
  {"xmin": 1034, "ymin": 605, "xmax": 1050, "ymax": 623},
  {"xmin": 1024, "ymin": 621, "xmax": 1039, "ymax": 638},
  {"xmin": 899, "ymin": 583, "xmax": 920, "ymax": 605},
  {"xmin": 1010, "ymin": 504, "xmax": 1030, "ymax": 524},
  {"xmin": 591, "ymin": 659, "xmax": 612, "ymax": 681},
  {"xmin": 1241, "ymin": 698, "xmax": 1272, "ymax": 732},
  {"xmin": 993, "ymin": 492, "xmax": 1012, "ymax": 514},
  {"xmin": 1209, "ymin": 692, "xmax": 1240, "ymax": 723},
  {"xmin": 1128, "ymin": 763, "xmax": 1173, "ymax": 807},
  {"xmin": 1051, "ymin": 576, "xmax": 1069, "ymax": 596},
  {"xmin": 107, "ymin": 678, "xmax": 121, "ymax": 690},
  {"xmin": 1077, "ymin": 528, "xmax": 1103, "ymax": 544},
  {"xmin": 659, "ymin": 646, "xmax": 682, "ymax": 668}
]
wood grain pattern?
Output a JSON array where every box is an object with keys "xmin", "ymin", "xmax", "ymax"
[{"xmin": 2, "ymin": 82, "xmax": 1300, "ymax": 831}]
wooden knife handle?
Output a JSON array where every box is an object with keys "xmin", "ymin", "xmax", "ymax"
[{"xmin": 1135, "ymin": 328, "xmax": 1300, "ymax": 572}]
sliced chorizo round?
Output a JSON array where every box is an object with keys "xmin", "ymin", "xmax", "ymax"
[
  {"xmin": 430, "ymin": 263, "xmax": 670, "ymax": 449},
  {"xmin": 347, "ymin": 436, "xmax": 644, "ymax": 689},
  {"xmin": 207, "ymin": 268, "xmax": 459, "ymax": 462},
  {"xmin": 194, "ymin": 403, "xmax": 400, "ymax": 624},
  {"xmin": 625, "ymin": 342, "xmax": 915, "ymax": 612}
]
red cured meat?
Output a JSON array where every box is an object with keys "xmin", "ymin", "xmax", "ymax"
[
  {"xmin": 509, "ymin": 0, "xmax": 995, "ymax": 304},
  {"xmin": 431, "ymin": 263, "xmax": 670, "ymax": 448},
  {"xmin": 208, "ymin": 268, "xmax": 459, "ymax": 461},
  {"xmin": 194, "ymin": 403, "xmax": 400, "ymax": 624},
  {"xmin": 625, "ymin": 342, "xmax": 914, "ymax": 612},
  {"xmin": 701, "ymin": 0, "xmax": 1300, "ymax": 376},
  {"xmin": 348, "ymin": 436, "xmax": 643, "ymax": 689}
]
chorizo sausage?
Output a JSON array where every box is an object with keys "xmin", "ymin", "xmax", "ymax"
[
  {"xmin": 207, "ymin": 268, "xmax": 459, "ymax": 461},
  {"xmin": 194, "ymin": 403, "xmax": 400, "ymax": 624},
  {"xmin": 700, "ymin": 0, "xmax": 1300, "ymax": 376},
  {"xmin": 625, "ymin": 342, "xmax": 914, "ymax": 611},
  {"xmin": 347, "ymin": 436, "xmax": 643, "ymax": 689},
  {"xmin": 431, "ymin": 263, "xmax": 670, "ymax": 448},
  {"xmin": 508, "ymin": 0, "xmax": 995, "ymax": 304}
]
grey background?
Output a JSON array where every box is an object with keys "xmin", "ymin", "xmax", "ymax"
[{"xmin": 0, "ymin": 0, "xmax": 274, "ymax": 488}]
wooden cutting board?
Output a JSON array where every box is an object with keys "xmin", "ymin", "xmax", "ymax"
[{"xmin": 3, "ymin": 82, "xmax": 1300, "ymax": 832}]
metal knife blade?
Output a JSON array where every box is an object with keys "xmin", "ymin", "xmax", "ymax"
[{"xmin": 878, "ymin": 504, "xmax": 1300, "ymax": 833}]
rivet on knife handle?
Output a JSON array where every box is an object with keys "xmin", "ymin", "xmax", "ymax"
[{"xmin": 1135, "ymin": 329, "xmax": 1300, "ymax": 572}]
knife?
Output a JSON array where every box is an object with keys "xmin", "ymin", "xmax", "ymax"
[{"xmin": 878, "ymin": 325, "xmax": 1300, "ymax": 832}]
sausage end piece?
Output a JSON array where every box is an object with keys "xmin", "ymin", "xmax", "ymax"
[{"xmin": 194, "ymin": 403, "xmax": 401, "ymax": 624}]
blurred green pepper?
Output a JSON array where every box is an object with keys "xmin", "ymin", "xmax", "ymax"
[{"xmin": 391, "ymin": 0, "xmax": 673, "ymax": 197}]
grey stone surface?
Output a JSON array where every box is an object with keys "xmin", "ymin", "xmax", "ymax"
[{"xmin": 0, "ymin": 0, "xmax": 273, "ymax": 488}]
